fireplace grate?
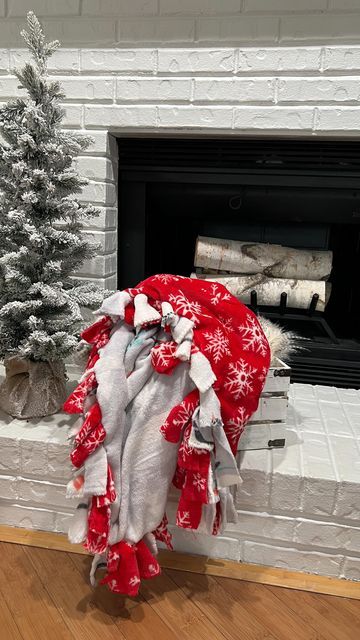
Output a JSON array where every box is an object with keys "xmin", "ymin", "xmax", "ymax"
[{"xmin": 289, "ymin": 357, "xmax": 360, "ymax": 389}]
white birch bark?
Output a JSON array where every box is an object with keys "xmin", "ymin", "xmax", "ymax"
[
  {"xmin": 195, "ymin": 236, "xmax": 333, "ymax": 281},
  {"xmin": 191, "ymin": 273, "xmax": 331, "ymax": 311}
]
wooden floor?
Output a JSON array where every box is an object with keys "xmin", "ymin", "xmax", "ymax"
[{"xmin": 0, "ymin": 542, "xmax": 359, "ymax": 640}]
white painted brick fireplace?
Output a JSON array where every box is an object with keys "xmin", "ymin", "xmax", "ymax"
[
  {"xmin": 2, "ymin": 1, "xmax": 360, "ymax": 288},
  {"xmin": 1, "ymin": 1, "xmax": 360, "ymax": 581}
]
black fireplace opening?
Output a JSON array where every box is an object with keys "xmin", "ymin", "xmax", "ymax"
[{"xmin": 117, "ymin": 137, "xmax": 360, "ymax": 388}]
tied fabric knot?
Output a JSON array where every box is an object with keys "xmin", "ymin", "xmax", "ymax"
[
  {"xmin": 161, "ymin": 301, "xmax": 176, "ymax": 329},
  {"xmin": 85, "ymin": 465, "xmax": 116, "ymax": 554},
  {"xmin": 64, "ymin": 316, "xmax": 112, "ymax": 415},
  {"xmin": 151, "ymin": 340, "xmax": 180, "ymax": 375},
  {"xmin": 94, "ymin": 290, "xmax": 132, "ymax": 320},
  {"xmin": 70, "ymin": 420, "xmax": 106, "ymax": 468},
  {"xmin": 63, "ymin": 372, "xmax": 97, "ymax": 414},
  {"xmin": 153, "ymin": 513, "xmax": 173, "ymax": 551},
  {"xmin": 134, "ymin": 293, "xmax": 161, "ymax": 329},
  {"xmin": 75, "ymin": 402, "xmax": 102, "ymax": 446},
  {"xmin": 100, "ymin": 539, "xmax": 160, "ymax": 596}
]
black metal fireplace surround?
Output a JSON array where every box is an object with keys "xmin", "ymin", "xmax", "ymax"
[{"xmin": 117, "ymin": 137, "xmax": 360, "ymax": 389}]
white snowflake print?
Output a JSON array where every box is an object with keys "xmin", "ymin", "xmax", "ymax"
[
  {"xmin": 87, "ymin": 534, "xmax": 107, "ymax": 554},
  {"xmin": 128, "ymin": 286, "xmax": 144, "ymax": 297},
  {"xmin": 83, "ymin": 429, "xmax": 105, "ymax": 451},
  {"xmin": 152, "ymin": 274, "xmax": 179, "ymax": 285},
  {"xmin": 147, "ymin": 563, "xmax": 160, "ymax": 576},
  {"xmin": 173, "ymin": 399, "xmax": 195, "ymax": 430},
  {"xmin": 68, "ymin": 387, "xmax": 87, "ymax": 411},
  {"xmin": 159, "ymin": 419, "xmax": 169, "ymax": 436},
  {"xmin": 227, "ymin": 406, "xmax": 250, "ymax": 448},
  {"xmin": 219, "ymin": 315, "xmax": 235, "ymax": 333},
  {"xmin": 224, "ymin": 359, "xmax": 257, "ymax": 400},
  {"xmin": 178, "ymin": 437, "xmax": 193, "ymax": 461},
  {"xmin": 210, "ymin": 283, "xmax": 231, "ymax": 306},
  {"xmin": 179, "ymin": 434, "xmax": 208, "ymax": 461},
  {"xmin": 176, "ymin": 511, "xmax": 190, "ymax": 527},
  {"xmin": 129, "ymin": 575, "xmax": 141, "ymax": 587},
  {"xmin": 151, "ymin": 343, "xmax": 176, "ymax": 369},
  {"xmin": 204, "ymin": 327, "xmax": 231, "ymax": 363},
  {"xmin": 168, "ymin": 292, "xmax": 203, "ymax": 324},
  {"xmin": 192, "ymin": 473, "xmax": 206, "ymax": 492},
  {"xmin": 237, "ymin": 315, "xmax": 268, "ymax": 357}
]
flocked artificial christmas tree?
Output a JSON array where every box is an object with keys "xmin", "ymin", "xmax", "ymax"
[{"xmin": 0, "ymin": 12, "xmax": 105, "ymax": 419}]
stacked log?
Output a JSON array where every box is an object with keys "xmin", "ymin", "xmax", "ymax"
[{"xmin": 193, "ymin": 236, "xmax": 333, "ymax": 310}]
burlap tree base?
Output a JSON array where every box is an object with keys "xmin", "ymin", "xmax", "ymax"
[{"xmin": 0, "ymin": 355, "xmax": 67, "ymax": 419}]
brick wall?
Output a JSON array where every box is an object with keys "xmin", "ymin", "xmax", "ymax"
[{"xmin": 1, "ymin": 1, "xmax": 360, "ymax": 287}]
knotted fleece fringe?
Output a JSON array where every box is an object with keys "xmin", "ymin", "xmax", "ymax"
[{"xmin": 64, "ymin": 275, "xmax": 271, "ymax": 596}]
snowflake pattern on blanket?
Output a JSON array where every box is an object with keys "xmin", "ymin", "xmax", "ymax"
[{"xmin": 64, "ymin": 274, "xmax": 270, "ymax": 598}]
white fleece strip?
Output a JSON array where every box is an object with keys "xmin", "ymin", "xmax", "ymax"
[
  {"xmin": 134, "ymin": 293, "xmax": 161, "ymax": 328},
  {"xmin": 189, "ymin": 351, "xmax": 216, "ymax": 393},
  {"xmin": 93, "ymin": 290, "xmax": 132, "ymax": 318}
]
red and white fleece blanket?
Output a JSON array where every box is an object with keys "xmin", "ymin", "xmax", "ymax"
[{"xmin": 64, "ymin": 274, "xmax": 270, "ymax": 596}]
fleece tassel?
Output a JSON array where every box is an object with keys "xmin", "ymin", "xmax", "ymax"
[
  {"xmin": 134, "ymin": 293, "xmax": 161, "ymax": 329},
  {"xmin": 68, "ymin": 502, "xmax": 89, "ymax": 544},
  {"xmin": 189, "ymin": 350, "xmax": 217, "ymax": 393},
  {"xmin": 66, "ymin": 473, "xmax": 85, "ymax": 499},
  {"xmin": 90, "ymin": 552, "xmax": 107, "ymax": 587}
]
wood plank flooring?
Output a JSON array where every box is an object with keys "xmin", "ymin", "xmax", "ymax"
[{"xmin": 0, "ymin": 542, "xmax": 358, "ymax": 640}]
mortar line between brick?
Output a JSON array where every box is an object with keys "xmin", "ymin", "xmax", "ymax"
[
  {"xmin": 235, "ymin": 501, "xmax": 356, "ymax": 526},
  {"xmin": 206, "ymin": 526, "xmax": 360, "ymax": 560},
  {"xmin": 190, "ymin": 77, "xmax": 195, "ymax": 102},
  {"xmin": 298, "ymin": 437, "xmax": 306, "ymax": 515},
  {"xmin": 312, "ymin": 106, "xmax": 320, "ymax": 131},
  {"xmin": 234, "ymin": 48, "xmax": 240, "ymax": 74},
  {"xmin": 0, "ymin": 497, "xmax": 74, "ymax": 514},
  {"xmin": 316, "ymin": 396, "xmax": 340, "ymax": 484},
  {"xmin": 153, "ymin": 49, "xmax": 159, "ymax": 75},
  {"xmin": 273, "ymin": 77, "xmax": 279, "ymax": 104},
  {"xmin": 338, "ymin": 553, "xmax": 347, "ymax": 578},
  {"xmin": 335, "ymin": 387, "xmax": 360, "ymax": 457},
  {"xmin": 319, "ymin": 46, "xmax": 326, "ymax": 73},
  {"xmin": 231, "ymin": 528, "xmax": 360, "ymax": 559},
  {"xmin": 234, "ymin": 508, "xmax": 360, "ymax": 532}
]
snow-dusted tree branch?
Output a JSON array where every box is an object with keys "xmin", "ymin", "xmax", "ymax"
[{"xmin": 0, "ymin": 12, "xmax": 105, "ymax": 362}]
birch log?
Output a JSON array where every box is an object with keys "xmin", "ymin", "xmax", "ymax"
[
  {"xmin": 191, "ymin": 273, "xmax": 331, "ymax": 311},
  {"xmin": 195, "ymin": 236, "xmax": 333, "ymax": 281}
]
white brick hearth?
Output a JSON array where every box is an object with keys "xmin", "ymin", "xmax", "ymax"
[{"xmin": 1, "ymin": 369, "xmax": 359, "ymax": 582}]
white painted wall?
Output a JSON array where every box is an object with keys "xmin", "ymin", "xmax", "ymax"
[{"xmin": 1, "ymin": 1, "xmax": 360, "ymax": 287}]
